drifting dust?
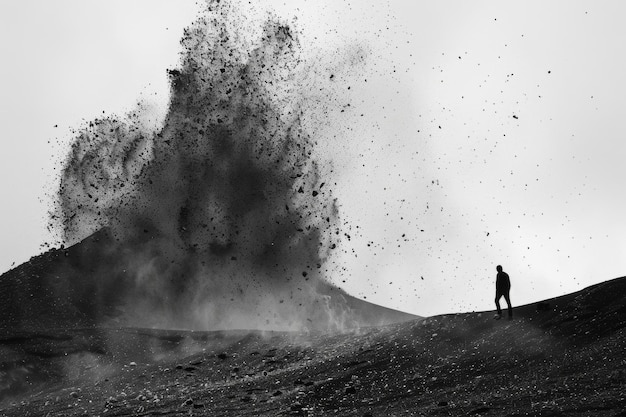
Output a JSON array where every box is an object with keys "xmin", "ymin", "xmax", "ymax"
[{"xmin": 51, "ymin": 1, "xmax": 367, "ymax": 331}]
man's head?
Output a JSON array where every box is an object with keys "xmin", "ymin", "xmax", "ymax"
[{"xmin": 496, "ymin": 265, "xmax": 503, "ymax": 272}]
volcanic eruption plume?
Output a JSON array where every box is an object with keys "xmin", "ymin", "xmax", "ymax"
[{"xmin": 51, "ymin": 1, "xmax": 364, "ymax": 331}]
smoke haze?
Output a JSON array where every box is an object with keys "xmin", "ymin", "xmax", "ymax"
[{"xmin": 52, "ymin": 1, "xmax": 366, "ymax": 331}]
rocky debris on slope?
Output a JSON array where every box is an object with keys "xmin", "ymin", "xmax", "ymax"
[{"xmin": 1, "ymin": 277, "xmax": 626, "ymax": 416}]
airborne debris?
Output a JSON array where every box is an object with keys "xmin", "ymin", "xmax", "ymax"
[{"xmin": 49, "ymin": 0, "xmax": 360, "ymax": 332}]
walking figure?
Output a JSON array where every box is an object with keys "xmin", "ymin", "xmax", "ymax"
[{"xmin": 494, "ymin": 265, "xmax": 513, "ymax": 320}]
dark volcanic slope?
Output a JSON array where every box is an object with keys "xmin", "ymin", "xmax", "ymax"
[
  {"xmin": 0, "ymin": 230, "xmax": 417, "ymax": 334},
  {"xmin": 2, "ymin": 277, "xmax": 625, "ymax": 416},
  {"xmin": 0, "ymin": 230, "xmax": 120, "ymax": 332}
]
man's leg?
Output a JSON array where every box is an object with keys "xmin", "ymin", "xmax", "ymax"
[
  {"xmin": 495, "ymin": 292, "xmax": 503, "ymax": 316},
  {"xmin": 503, "ymin": 290, "xmax": 513, "ymax": 318}
]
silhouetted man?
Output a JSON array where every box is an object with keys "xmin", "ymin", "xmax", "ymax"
[{"xmin": 494, "ymin": 265, "xmax": 513, "ymax": 320}]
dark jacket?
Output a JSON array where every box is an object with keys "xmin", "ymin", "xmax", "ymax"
[{"xmin": 496, "ymin": 271, "xmax": 510, "ymax": 291}]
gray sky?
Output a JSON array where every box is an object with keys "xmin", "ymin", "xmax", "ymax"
[{"xmin": 1, "ymin": 0, "xmax": 625, "ymax": 316}]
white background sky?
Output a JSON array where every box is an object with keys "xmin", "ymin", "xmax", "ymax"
[{"xmin": 1, "ymin": 0, "xmax": 625, "ymax": 316}]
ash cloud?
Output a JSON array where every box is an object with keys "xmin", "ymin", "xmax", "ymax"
[{"xmin": 51, "ymin": 1, "xmax": 362, "ymax": 331}]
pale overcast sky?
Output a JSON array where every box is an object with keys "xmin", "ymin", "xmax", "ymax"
[{"xmin": 1, "ymin": 0, "xmax": 625, "ymax": 316}]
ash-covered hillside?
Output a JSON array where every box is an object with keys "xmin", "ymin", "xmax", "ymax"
[{"xmin": 1, "ymin": 275, "xmax": 624, "ymax": 415}]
